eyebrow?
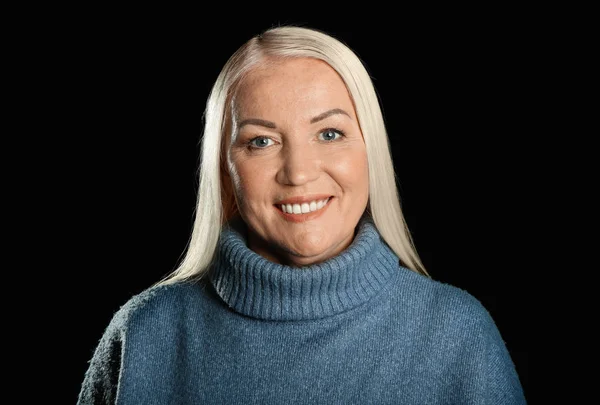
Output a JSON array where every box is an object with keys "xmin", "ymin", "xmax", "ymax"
[
  {"xmin": 237, "ymin": 108, "xmax": 350, "ymax": 130},
  {"xmin": 310, "ymin": 108, "xmax": 350, "ymax": 124}
]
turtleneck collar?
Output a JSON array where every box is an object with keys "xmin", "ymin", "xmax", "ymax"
[{"xmin": 209, "ymin": 215, "xmax": 400, "ymax": 321}]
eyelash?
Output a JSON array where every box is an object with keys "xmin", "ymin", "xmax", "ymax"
[{"xmin": 246, "ymin": 128, "xmax": 346, "ymax": 150}]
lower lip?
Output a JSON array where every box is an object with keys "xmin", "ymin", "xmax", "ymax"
[{"xmin": 275, "ymin": 198, "xmax": 333, "ymax": 223}]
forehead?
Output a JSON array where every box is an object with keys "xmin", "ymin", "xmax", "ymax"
[{"xmin": 233, "ymin": 57, "xmax": 355, "ymax": 120}]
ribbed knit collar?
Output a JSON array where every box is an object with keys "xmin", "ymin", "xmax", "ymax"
[{"xmin": 209, "ymin": 215, "xmax": 399, "ymax": 321}]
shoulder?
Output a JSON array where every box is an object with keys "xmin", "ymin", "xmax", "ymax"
[
  {"xmin": 392, "ymin": 266, "xmax": 497, "ymax": 337},
  {"xmin": 107, "ymin": 280, "xmax": 207, "ymax": 333},
  {"xmin": 78, "ymin": 282, "xmax": 209, "ymax": 403},
  {"xmin": 390, "ymin": 267, "xmax": 514, "ymax": 367},
  {"xmin": 391, "ymin": 268, "xmax": 526, "ymax": 402}
]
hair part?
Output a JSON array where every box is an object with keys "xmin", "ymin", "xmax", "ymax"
[{"xmin": 154, "ymin": 26, "xmax": 429, "ymax": 287}]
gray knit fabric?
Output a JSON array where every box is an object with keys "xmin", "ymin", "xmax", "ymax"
[{"xmin": 78, "ymin": 216, "xmax": 526, "ymax": 404}]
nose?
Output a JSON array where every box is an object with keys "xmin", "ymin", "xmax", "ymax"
[{"xmin": 276, "ymin": 141, "xmax": 321, "ymax": 186}]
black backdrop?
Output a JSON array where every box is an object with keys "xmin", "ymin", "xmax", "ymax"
[{"xmin": 67, "ymin": 13, "xmax": 532, "ymax": 403}]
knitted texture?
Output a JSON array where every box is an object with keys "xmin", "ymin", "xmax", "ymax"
[{"xmin": 78, "ymin": 216, "xmax": 526, "ymax": 404}]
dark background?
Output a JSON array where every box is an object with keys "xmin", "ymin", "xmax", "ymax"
[{"xmin": 62, "ymin": 12, "xmax": 534, "ymax": 404}]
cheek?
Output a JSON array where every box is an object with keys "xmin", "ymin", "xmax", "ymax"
[
  {"xmin": 329, "ymin": 149, "xmax": 369, "ymax": 191},
  {"xmin": 229, "ymin": 157, "xmax": 272, "ymax": 206}
]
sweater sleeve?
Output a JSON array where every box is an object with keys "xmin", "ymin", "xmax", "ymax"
[{"xmin": 77, "ymin": 313, "xmax": 125, "ymax": 405}]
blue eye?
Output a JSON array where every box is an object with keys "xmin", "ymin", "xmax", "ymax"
[
  {"xmin": 248, "ymin": 137, "xmax": 274, "ymax": 149},
  {"xmin": 318, "ymin": 128, "xmax": 344, "ymax": 141}
]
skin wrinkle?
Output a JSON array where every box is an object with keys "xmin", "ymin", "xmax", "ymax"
[{"xmin": 225, "ymin": 57, "xmax": 370, "ymax": 268}]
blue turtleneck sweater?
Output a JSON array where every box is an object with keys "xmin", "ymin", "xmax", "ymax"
[{"xmin": 78, "ymin": 216, "xmax": 526, "ymax": 404}]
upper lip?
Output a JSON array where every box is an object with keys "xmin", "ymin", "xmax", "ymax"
[{"xmin": 274, "ymin": 194, "xmax": 333, "ymax": 205}]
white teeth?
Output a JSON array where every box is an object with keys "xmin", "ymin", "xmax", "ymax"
[{"xmin": 280, "ymin": 197, "xmax": 330, "ymax": 215}]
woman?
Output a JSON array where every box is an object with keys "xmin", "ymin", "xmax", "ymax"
[{"xmin": 78, "ymin": 26, "xmax": 526, "ymax": 404}]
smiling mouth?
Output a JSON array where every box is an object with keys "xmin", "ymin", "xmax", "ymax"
[{"xmin": 274, "ymin": 197, "xmax": 333, "ymax": 215}]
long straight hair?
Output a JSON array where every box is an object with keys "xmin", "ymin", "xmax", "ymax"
[{"xmin": 155, "ymin": 26, "xmax": 429, "ymax": 287}]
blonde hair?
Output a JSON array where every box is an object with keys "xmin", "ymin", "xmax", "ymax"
[{"xmin": 155, "ymin": 26, "xmax": 429, "ymax": 287}]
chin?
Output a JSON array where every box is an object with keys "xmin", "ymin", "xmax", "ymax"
[{"xmin": 284, "ymin": 233, "xmax": 336, "ymax": 260}]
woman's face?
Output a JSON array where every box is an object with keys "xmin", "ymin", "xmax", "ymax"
[{"xmin": 225, "ymin": 57, "xmax": 369, "ymax": 267}]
